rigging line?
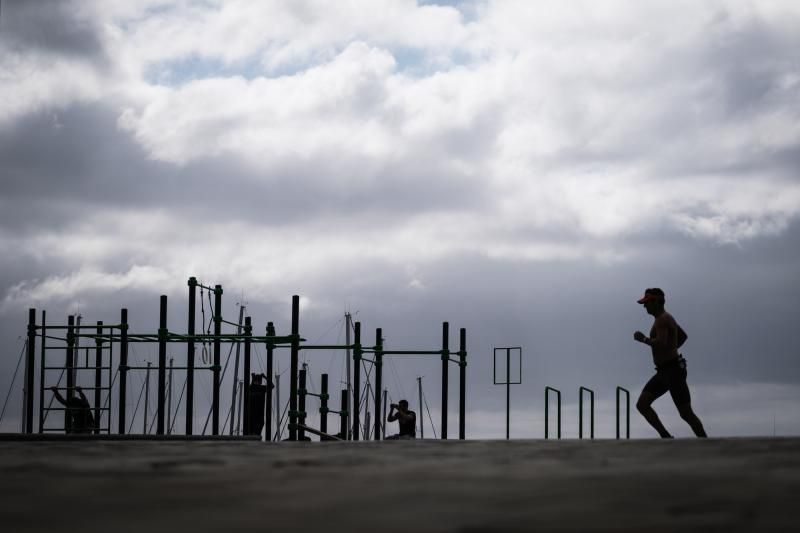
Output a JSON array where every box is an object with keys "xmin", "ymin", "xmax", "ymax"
[
  {"xmin": 128, "ymin": 370, "xmax": 148, "ymax": 434},
  {"xmin": 206, "ymin": 287, "xmax": 214, "ymax": 332},
  {"xmin": 148, "ymin": 400, "xmax": 158, "ymax": 434},
  {"xmin": 421, "ymin": 386, "xmax": 438, "ymax": 439},
  {"xmin": 306, "ymin": 315, "xmax": 345, "ymax": 366},
  {"xmin": 324, "ymin": 321, "xmax": 344, "ymax": 376},
  {"xmin": 274, "ymin": 398, "xmax": 291, "ymax": 441},
  {"xmin": 201, "ymin": 333, "xmax": 239, "ymax": 434},
  {"xmin": 252, "ymin": 343, "xmax": 265, "ymax": 374},
  {"xmin": 169, "ymin": 375, "xmax": 188, "ymax": 434},
  {"xmin": 0, "ymin": 339, "xmax": 26, "ymax": 428},
  {"xmin": 100, "ymin": 369, "xmax": 120, "ymax": 411},
  {"xmin": 387, "ymin": 356, "xmax": 407, "ymax": 400}
]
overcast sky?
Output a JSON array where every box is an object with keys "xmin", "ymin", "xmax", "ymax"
[{"xmin": 1, "ymin": 0, "xmax": 799, "ymax": 439}]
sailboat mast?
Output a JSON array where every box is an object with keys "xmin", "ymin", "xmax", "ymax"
[
  {"xmin": 418, "ymin": 376, "xmax": 424, "ymax": 439},
  {"xmin": 229, "ymin": 305, "xmax": 245, "ymax": 435}
]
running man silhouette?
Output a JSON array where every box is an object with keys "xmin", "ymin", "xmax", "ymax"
[{"xmin": 633, "ymin": 288, "xmax": 707, "ymax": 438}]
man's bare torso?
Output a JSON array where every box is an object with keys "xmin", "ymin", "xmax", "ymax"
[{"xmin": 649, "ymin": 311, "xmax": 680, "ymax": 366}]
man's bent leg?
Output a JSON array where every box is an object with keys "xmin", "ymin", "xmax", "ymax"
[
  {"xmin": 636, "ymin": 391, "xmax": 673, "ymax": 438},
  {"xmin": 677, "ymin": 403, "xmax": 707, "ymax": 438}
]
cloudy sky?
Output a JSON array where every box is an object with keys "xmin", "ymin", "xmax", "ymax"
[{"xmin": 1, "ymin": 0, "xmax": 799, "ymax": 439}]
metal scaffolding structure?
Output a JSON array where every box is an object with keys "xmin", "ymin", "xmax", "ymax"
[{"xmin": 20, "ymin": 277, "xmax": 469, "ymax": 441}]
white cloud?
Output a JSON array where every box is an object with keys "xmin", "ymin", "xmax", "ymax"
[{"xmin": 2, "ymin": 0, "xmax": 800, "ymax": 308}]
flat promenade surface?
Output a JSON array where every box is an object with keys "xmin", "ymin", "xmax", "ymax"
[{"xmin": 1, "ymin": 437, "xmax": 798, "ymax": 532}]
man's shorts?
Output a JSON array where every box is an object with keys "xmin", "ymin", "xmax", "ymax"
[{"xmin": 643, "ymin": 356, "xmax": 691, "ymax": 406}]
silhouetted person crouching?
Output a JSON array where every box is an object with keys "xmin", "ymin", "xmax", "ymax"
[
  {"xmin": 49, "ymin": 386, "xmax": 95, "ymax": 434},
  {"xmin": 386, "ymin": 399, "xmax": 416, "ymax": 440},
  {"xmin": 633, "ymin": 288, "xmax": 707, "ymax": 438}
]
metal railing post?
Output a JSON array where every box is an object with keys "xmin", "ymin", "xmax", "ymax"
[
  {"xmin": 544, "ymin": 386, "xmax": 561, "ymax": 439},
  {"xmin": 616, "ymin": 386, "xmax": 630, "ymax": 439},
  {"xmin": 579, "ymin": 386, "xmax": 595, "ymax": 439}
]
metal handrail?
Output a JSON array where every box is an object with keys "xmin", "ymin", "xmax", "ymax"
[
  {"xmin": 616, "ymin": 386, "xmax": 630, "ymax": 439},
  {"xmin": 544, "ymin": 386, "xmax": 561, "ymax": 439},
  {"xmin": 578, "ymin": 386, "xmax": 594, "ymax": 439}
]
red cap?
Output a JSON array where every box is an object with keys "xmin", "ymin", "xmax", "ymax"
[{"xmin": 637, "ymin": 288, "xmax": 665, "ymax": 304}]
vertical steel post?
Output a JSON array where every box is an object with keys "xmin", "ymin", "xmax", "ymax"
[
  {"xmin": 66, "ymin": 315, "xmax": 75, "ymax": 433},
  {"xmin": 186, "ymin": 277, "xmax": 197, "ymax": 435},
  {"xmin": 266, "ymin": 322, "xmax": 275, "ymax": 441},
  {"xmin": 441, "ymin": 322, "xmax": 449, "ymax": 440},
  {"xmin": 320, "ymin": 373, "xmax": 328, "ymax": 435},
  {"xmin": 352, "ymin": 321, "xmax": 361, "ymax": 441},
  {"xmin": 373, "ymin": 328, "xmax": 382, "ymax": 441},
  {"xmin": 119, "ymin": 309, "xmax": 128, "ymax": 434},
  {"xmin": 345, "ymin": 313, "xmax": 352, "ymax": 440},
  {"xmin": 38, "ymin": 310, "xmax": 46, "ymax": 433},
  {"xmin": 289, "ymin": 295, "xmax": 300, "ymax": 441},
  {"xmin": 243, "ymin": 316, "xmax": 252, "ymax": 435},
  {"xmin": 506, "ymin": 348, "xmax": 511, "ymax": 439},
  {"xmin": 212, "ymin": 285, "xmax": 223, "ymax": 435},
  {"xmin": 25, "ymin": 308, "xmax": 36, "ymax": 433},
  {"xmin": 458, "ymin": 328, "xmax": 466, "ymax": 440},
  {"xmin": 339, "ymin": 389, "xmax": 347, "ymax": 439},
  {"xmin": 298, "ymin": 368, "xmax": 306, "ymax": 440},
  {"xmin": 94, "ymin": 321, "xmax": 103, "ymax": 435},
  {"xmin": 157, "ymin": 295, "xmax": 167, "ymax": 435}
]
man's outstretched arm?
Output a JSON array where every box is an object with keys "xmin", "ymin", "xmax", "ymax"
[{"xmin": 48, "ymin": 386, "xmax": 67, "ymax": 406}]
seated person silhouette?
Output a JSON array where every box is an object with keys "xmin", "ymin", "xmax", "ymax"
[
  {"xmin": 385, "ymin": 399, "xmax": 416, "ymax": 440},
  {"xmin": 49, "ymin": 386, "xmax": 95, "ymax": 434}
]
